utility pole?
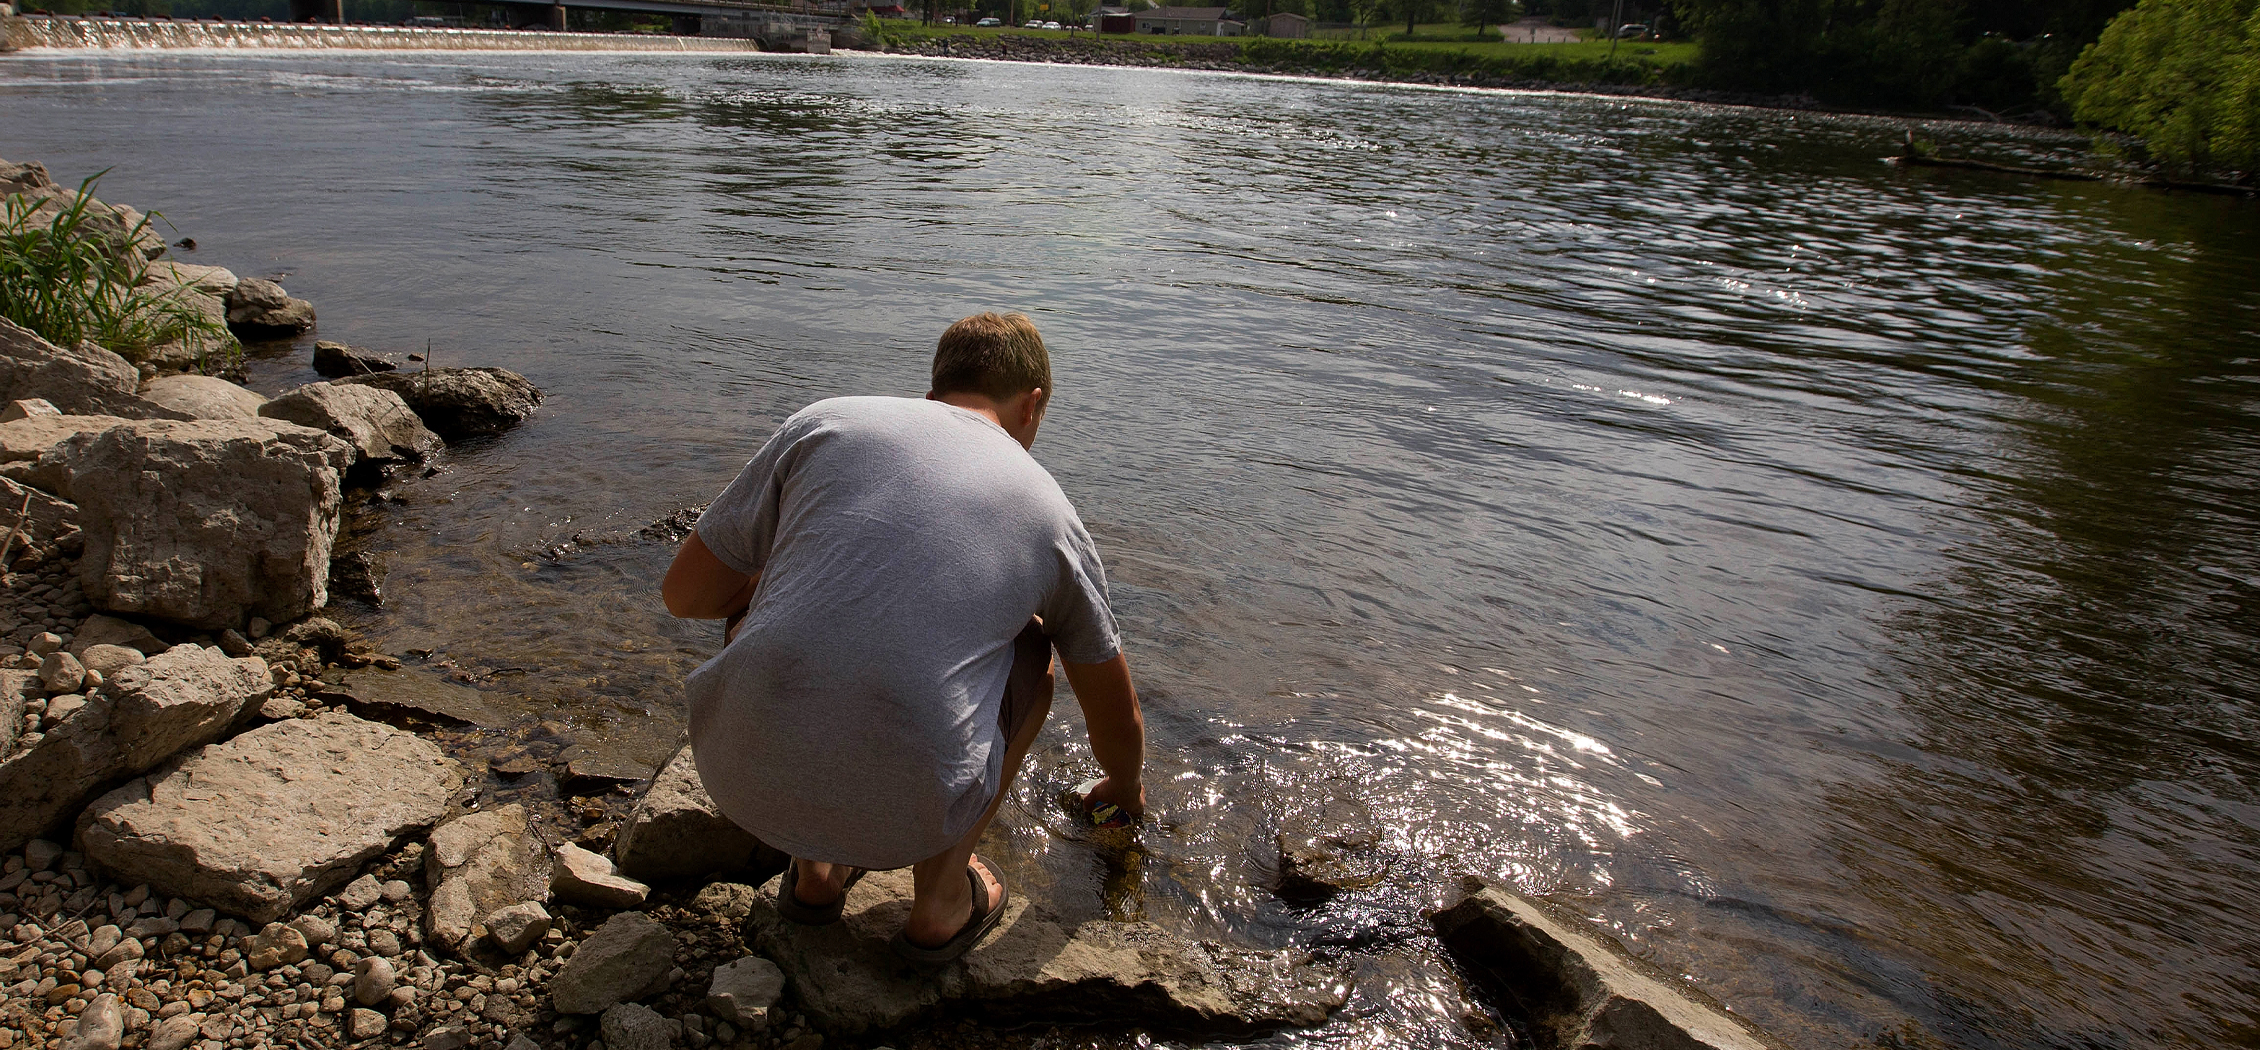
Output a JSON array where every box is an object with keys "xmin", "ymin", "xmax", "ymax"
[{"xmin": 1605, "ymin": 0, "xmax": 1624, "ymax": 63}]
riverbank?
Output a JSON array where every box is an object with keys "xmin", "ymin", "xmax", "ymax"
[
  {"xmin": 0, "ymin": 158, "xmax": 1796, "ymax": 1050},
  {"xmin": 1, "ymin": 15, "xmax": 760, "ymax": 53}
]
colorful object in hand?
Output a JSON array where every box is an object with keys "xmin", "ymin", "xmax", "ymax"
[{"xmin": 1075, "ymin": 778, "xmax": 1134, "ymax": 829}]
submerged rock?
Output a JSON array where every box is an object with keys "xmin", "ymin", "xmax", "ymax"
[
  {"xmin": 77, "ymin": 711, "xmax": 466, "ymax": 923},
  {"xmin": 333, "ymin": 367, "xmax": 542, "ymax": 440},
  {"xmin": 311, "ymin": 340, "xmax": 397, "ymax": 378},
  {"xmin": 1430, "ymin": 876, "xmax": 1790, "ymax": 1050},
  {"xmin": 742, "ymin": 866, "xmax": 1347, "ymax": 1035}
]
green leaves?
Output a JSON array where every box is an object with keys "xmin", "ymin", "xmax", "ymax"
[
  {"xmin": 2061, "ymin": 0, "xmax": 2260, "ymax": 175},
  {"xmin": 0, "ymin": 173, "xmax": 238, "ymax": 368}
]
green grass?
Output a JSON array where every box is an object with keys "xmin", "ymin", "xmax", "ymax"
[{"xmin": 0, "ymin": 174, "xmax": 237, "ymax": 369}]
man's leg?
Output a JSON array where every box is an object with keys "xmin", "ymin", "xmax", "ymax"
[
  {"xmin": 901, "ymin": 621, "xmax": 1054, "ymax": 948},
  {"xmin": 792, "ymin": 620, "xmax": 1054, "ymax": 919}
]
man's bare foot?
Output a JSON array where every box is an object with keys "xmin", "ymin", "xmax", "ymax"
[
  {"xmin": 902, "ymin": 855, "xmax": 1003, "ymax": 949},
  {"xmin": 793, "ymin": 858, "xmax": 854, "ymax": 907}
]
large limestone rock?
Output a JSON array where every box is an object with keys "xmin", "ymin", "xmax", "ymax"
[
  {"xmin": 1431, "ymin": 877, "xmax": 1791, "ymax": 1050},
  {"xmin": 0, "ymin": 318, "xmax": 181, "ymax": 420},
  {"xmin": 139, "ymin": 374, "xmax": 264, "ymax": 421},
  {"xmin": 140, "ymin": 261, "xmax": 240, "ymax": 299},
  {"xmin": 259, "ymin": 382, "xmax": 439, "ymax": 465},
  {"xmin": 742, "ymin": 867, "xmax": 1346, "ymax": 1035},
  {"xmin": 48, "ymin": 418, "xmax": 352, "ymax": 629},
  {"xmin": 424, "ymin": 803, "xmax": 548, "ymax": 956},
  {"xmin": 334, "ymin": 367, "xmax": 542, "ymax": 441},
  {"xmin": 615, "ymin": 746, "xmax": 783, "ymax": 881},
  {"xmin": 77, "ymin": 711, "xmax": 465, "ymax": 923},
  {"xmin": 0, "ymin": 645, "xmax": 267, "ymax": 854},
  {"xmin": 550, "ymin": 911, "xmax": 677, "ymax": 1015},
  {"xmin": 223, "ymin": 278, "xmax": 315, "ymax": 335}
]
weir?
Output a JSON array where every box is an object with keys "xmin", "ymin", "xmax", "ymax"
[{"xmin": 0, "ymin": 14, "xmax": 793, "ymax": 51}]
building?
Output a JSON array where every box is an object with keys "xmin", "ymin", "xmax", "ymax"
[
  {"xmin": 1251, "ymin": 11, "xmax": 1305, "ymax": 36},
  {"xmin": 1132, "ymin": 6, "xmax": 1244, "ymax": 36}
]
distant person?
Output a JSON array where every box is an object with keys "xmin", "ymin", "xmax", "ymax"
[{"xmin": 662, "ymin": 312, "xmax": 1147, "ymax": 962}]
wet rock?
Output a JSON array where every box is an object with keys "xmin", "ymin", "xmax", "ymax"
[
  {"xmin": 0, "ymin": 645, "xmax": 266, "ymax": 854},
  {"xmin": 319, "ymin": 667, "xmax": 502, "ymax": 728},
  {"xmin": 311, "ymin": 340, "xmax": 396, "ymax": 378},
  {"xmin": 424, "ymin": 803, "xmax": 547, "ymax": 956},
  {"xmin": 68, "ymin": 616, "xmax": 169, "ymax": 658},
  {"xmin": 328, "ymin": 550, "xmax": 384, "ymax": 604},
  {"xmin": 557, "ymin": 745, "xmax": 649, "ymax": 792},
  {"xmin": 137, "ymin": 375, "xmax": 264, "ymax": 421},
  {"xmin": 705, "ymin": 955, "xmax": 783, "ymax": 1028},
  {"xmin": 1273, "ymin": 795, "xmax": 1388, "ymax": 903},
  {"xmin": 63, "ymin": 992, "xmax": 124, "ymax": 1050},
  {"xmin": 601, "ymin": 1001, "xmax": 673, "ymax": 1050},
  {"xmin": 223, "ymin": 277, "xmax": 315, "ymax": 335},
  {"xmin": 243, "ymin": 921, "xmax": 309, "ymax": 970},
  {"xmin": 47, "ymin": 417, "xmax": 352, "ymax": 629},
  {"xmin": 484, "ymin": 900, "xmax": 551, "ymax": 954},
  {"xmin": 743, "ymin": 866, "xmax": 1346, "ymax": 1035},
  {"xmin": 259, "ymin": 381, "xmax": 439, "ymax": 466},
  {"xmin": 615, "ymin": 745, "xmax": 784, "ymax": 881},
  {"xmin": 333, "ymin": 367, "xmax": 543, "ymax": 440},
  {"xmin": 550, "ymin": 842, "xmax": 649, "ymax": 909},
  {"xmin": 0, "ymin": 318, "xmax": 183, "ymax": 420},
  {"xmin": 76, "ymin": 711, "xmax": 465, "ymax": 923},
  {"xmin": 1430, "ymin": 876, "xmax": 1790, "ymax": 1050},
  {"xmin": 550, "ymin": 911, "xmax": 677, "ymax": 1014}
]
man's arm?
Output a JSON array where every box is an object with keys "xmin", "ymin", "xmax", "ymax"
[
  {"xmin": 1062, "ymin": 652, "xmax": 1146, "ymax": 818},
  {"xmin": 662, "ymin": 532, "xmax": 760, "ymax": 622}
]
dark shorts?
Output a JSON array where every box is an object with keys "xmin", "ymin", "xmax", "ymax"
[{"xmin": 998, "ymin": 619, "xmax": 1054, "ymax": 738}]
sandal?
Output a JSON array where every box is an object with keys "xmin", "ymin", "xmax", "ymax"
[
  {"xmin": 891, "ymin": 856, "xmax": 1009, "ymax": 964},
  {"xmin": 777, "ymin": 859, "xmax": 866, "ymax": 926}
]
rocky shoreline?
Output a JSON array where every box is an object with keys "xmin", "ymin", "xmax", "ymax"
[{"xmin": 0, "ymin": 157, "xmax": 1788, "ymax": 1050}]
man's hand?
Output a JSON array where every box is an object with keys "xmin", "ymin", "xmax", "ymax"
[{"xmin": 1062, "ymin": 652, "xmax": 1145, "ymax": 819}]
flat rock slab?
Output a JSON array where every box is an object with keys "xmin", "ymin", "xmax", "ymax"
[
  {"xmin": 743, "ymin": 867, "xmax": 1346, "ymax": 1036},
  {"xmin": 78, "ymin": 711, "xmax": 466, "ymax": 923},
  {"xmin": 1431, "ymin": 877, "xmax": 1790, "ymax": 1050},
  {"xmin": 320, "ymin": 668, "xmax": 503, "ymax": 728}
]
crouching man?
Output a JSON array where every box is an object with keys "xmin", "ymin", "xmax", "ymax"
[{"xmin": 662, "ymin": 312, "xmax": 1147, "ymax": 962}]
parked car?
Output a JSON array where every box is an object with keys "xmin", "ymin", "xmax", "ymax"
[
  {"xmin": 976, "ymin": 15, "xmax": 1000, "ymax": 24},
  {"xmin": 1615, "ymin": 23, "xmax": 1648, "ymax": 38},
  {"xmin": 1041, "ymin": 19, "xmax": 1059, "ymax": 28},
  {"xmin": 1022, "ymin": 19, "xmax": 1042, "ymax": 27}
]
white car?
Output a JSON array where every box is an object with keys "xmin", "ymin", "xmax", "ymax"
[
  {"xmin": 1042, "ymin": 20, "xmax": 1060, "ymax": 28},
  {"xmin": 976, "ymin": 16, "xmax": 1001, "ymax": 24},
  {"xmin": 1022, "ymin": 19, "xmax": 1042, "ymax": 27}
]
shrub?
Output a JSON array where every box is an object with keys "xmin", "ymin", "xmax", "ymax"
[
  {"xmin": 2060, "ymin": 0, "xmax": 2260, "ymax": 176},
  {"xmin": 0, "ymin": 174, "xmax": 236, "ymax": 366}
]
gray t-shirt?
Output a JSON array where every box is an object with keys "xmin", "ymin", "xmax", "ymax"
[{"xmin": 685, "ymin": 395, "xmax": 1121, "ymax": 870}]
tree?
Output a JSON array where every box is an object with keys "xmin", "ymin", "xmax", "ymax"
[
  {"xmin": 2061, "ymin": 0, "xmax": 2260, "ymax": 175},
  {"xmin": 1461, "ymin": 0, "xmax": 1512, "ymax": 39}
]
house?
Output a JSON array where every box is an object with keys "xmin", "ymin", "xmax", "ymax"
[
  {"xmin": 1251, "ymin": 10, "xmax": 1305, "ymax": 36},
  {"xmin": 1095, "ymin": 3, "xmax": 1136, "ymax": 32},
  {"xmin": 1132, "ymin": 6, "xmax": 1244, "ymax": 36}
]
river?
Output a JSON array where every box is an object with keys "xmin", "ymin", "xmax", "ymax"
[{"xmin": 4, "ymin": 47, "xmax": 2256, "ymax": 1050}]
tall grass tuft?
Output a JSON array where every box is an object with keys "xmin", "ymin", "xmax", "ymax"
[{"xmin": 0, "ymin": 172, "xmax": 237, "ymax": 368}]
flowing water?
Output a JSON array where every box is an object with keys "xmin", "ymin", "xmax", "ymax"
[{"xmin": 5, "ymin": 48, "xmax": 2259, "ymax": 1050}]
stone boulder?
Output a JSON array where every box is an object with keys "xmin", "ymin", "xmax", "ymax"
[
  {"xmin": 0, "ymin": 318, "xmax": 182, "ymax": 420},
  {"xmin": 742, "ymin": 867, "xmax": 1346, "ymax": 1035},
  {"xmin": 549, "ymin": 911, "xmax": 677, "ymax": 1015},
  {"xmin": 258, "ymin": 382, "xmax": 440, "ymax": 466},
  {"xmin": 137, "ymin": 288, "xmax": 235, "ymax": 375},
  {"xmin": 77, "ymin": 711, "xmax": 465, "ymax": 923},
  {"xmin": 599, "ymin": 1003, "xmax": 671, "ymax": 1050},
  {"xmin": 1430, "ymin": 877, "xmax": 1790, "ymax": 1050},
  {"xmin": 224, "ymin": 278, "xmax": 315, "ymax": 336},
  {"xmin": 424, "ymin": 803, "xmax": 548, "ymax": 956},
  {"xmin": 615, "ymin": 745, "xmax": 784, "ymax": 881},
  {"xmin": 47, "ymin": 418, "xmax": 352, "ymax": 629},
  {"xmin": 1, "ymin": 398, "xmax": 60, "ymax": 421},
  {"xmin": 706, "ymin": 955, "xmax": 784, "ymax": 1028},
  {"xmin": 1272, "ymin": 794, "xmax": 1387, "ymax": 903},
  {"xmin": 334, "ymin": 368, "xmax": 542, "ymax": 441},
  {"xmin": 140, "ymin": 262, "xmax": 240, "ymax": 299},
  {"xmin": 68, "ymin": 614, "xmax": 170, "ymax": 658},
  {"xmin": 139, "ymin": 375, "xmax": 264, "ymax": 421},
  {"xmin": 0, "ymin": 159, "xmax": 53, "ymax": 197},
  {"xmin": 0, "ymin": 645, "xmax": 267, "ymax": 854},
  {"xmin": 6, "ymin": 178, "xmax": 166, "ymax": 262},
  {"xmin": 311, "ymin": 341, "xmax": 396, "ymax": 378}
]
